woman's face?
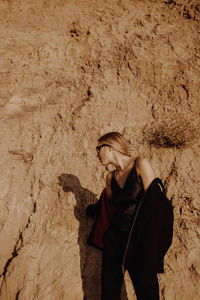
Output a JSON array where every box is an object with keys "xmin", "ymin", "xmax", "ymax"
[{"xmin": 96, "ymin": 144, "xmax": 112, "ymax": 166}]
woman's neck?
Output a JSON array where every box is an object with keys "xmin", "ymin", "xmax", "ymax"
[{"xmin": 114, "ymin": 155, "xmax": 135, "ymax": 173}]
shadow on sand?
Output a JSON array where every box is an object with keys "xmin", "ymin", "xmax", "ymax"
[{"xmin": 58, "ymin": 173, "xmax": 128, "ymax": 300}]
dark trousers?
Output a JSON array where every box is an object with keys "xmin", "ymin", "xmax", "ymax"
[{"xmin": 101, "ymin": 234, "xmax": 160, "ymax": 300}]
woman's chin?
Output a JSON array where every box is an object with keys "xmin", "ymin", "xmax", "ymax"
[{"xmin": 99, "ymin": 158, "xmax": 109, "ymax": 167}]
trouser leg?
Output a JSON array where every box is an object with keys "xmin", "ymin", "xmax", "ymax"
[
  {"xmin": 101, "ymin": 236, "xmax": 124, "ymax": 300},
  {"xmin": 128, "ymin": 267, "xmax": 160, "ymax": 300}
]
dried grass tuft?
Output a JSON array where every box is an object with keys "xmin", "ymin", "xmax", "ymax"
[{"xmin": 143, "ymin": 119, "xmax": 199, "ymax": 148}]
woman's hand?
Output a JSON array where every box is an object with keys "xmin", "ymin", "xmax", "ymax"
[{"xmin": 83, "ymin": 194, "xmax": 96, "ymax": 209}]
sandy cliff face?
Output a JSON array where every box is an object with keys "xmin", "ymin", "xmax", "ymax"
[{"xmin": 0, "ymin": 0, "xmax": 199, "ymax": 299}]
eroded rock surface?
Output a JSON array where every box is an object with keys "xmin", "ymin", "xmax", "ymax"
[{"xmin": 0, "ymin": 0, "xmax": 199, "ymax": 299}]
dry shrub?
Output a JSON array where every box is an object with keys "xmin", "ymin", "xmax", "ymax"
[
  {"xmin": 164, "ymin": 0, "xmax": 200, "ymax": 22},
  {"xmin": 143, "ymin": 119, "xmax": 199, "ymax": 148}
]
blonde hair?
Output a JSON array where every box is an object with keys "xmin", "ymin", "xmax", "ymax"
[{"xmin": 98, "ymin": 132, "xmax": 130, "ymax": 156}]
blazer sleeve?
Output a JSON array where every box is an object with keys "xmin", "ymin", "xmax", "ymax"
[
  {"xmin": 157, "ymin": 192, "xmax": 174, "ymax": 267},
  {"xmin": 147, "ymin": 184, "xmax": 174, "ymax": 274}
]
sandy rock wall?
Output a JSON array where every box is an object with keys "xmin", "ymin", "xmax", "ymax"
[{"xmin": 0, "ymin": 0, "xmax": 199, "ymax": 299}]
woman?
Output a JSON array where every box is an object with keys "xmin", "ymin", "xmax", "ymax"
[{"xmin": 84, "ymin": 132, "xmax": 173, "ymax": 300}]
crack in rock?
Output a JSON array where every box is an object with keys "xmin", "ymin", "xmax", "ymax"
[
  {"xmin": 0, "ymin": 231, "xmax": 23, "ymax": 282},
  {"xmin": 0, "ymin": 200, "xmax": 37, "ymax": 292}
]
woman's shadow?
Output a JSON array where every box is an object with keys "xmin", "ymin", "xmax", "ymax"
[{"xmin": 58, "ymin": 173, "xmax": 128, "ymax": 300}]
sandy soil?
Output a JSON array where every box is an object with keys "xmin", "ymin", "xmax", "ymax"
[{"xmin": 0, "ymin": 0, "xmax": 200, "ymax": 299}]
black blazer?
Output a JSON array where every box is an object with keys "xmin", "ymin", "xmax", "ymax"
[
  {"xmin": 123, "ymin": 177, "xmax": 174, "ymax": 275},
  {"xmin": 87, "ymin": 177, "xmax": 174, "ymax": 276}
]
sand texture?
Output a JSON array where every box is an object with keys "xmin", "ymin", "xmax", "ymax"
[{"xmin": 0, "ymin": 0, "xmax": 200, "ymax": 299}]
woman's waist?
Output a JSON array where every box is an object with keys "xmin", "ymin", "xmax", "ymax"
[
  {"xmin": 110, "ymin": 209, "xmax": 136, "ymax": 231},
  {"xmin": 110, "ymin": 191, "xmax": 143, "ymax": 207}
]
